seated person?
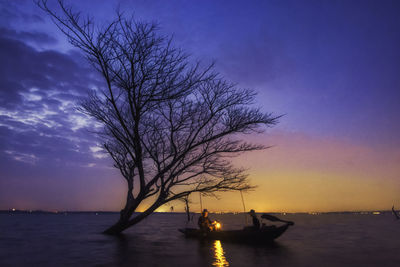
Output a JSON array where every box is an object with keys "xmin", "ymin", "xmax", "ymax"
[
  {"xmin": 248, "ymin": 209, "xmax": 260, "ymax": 230},
  {"xmin": 198, "ymin": 209, "xmax": 212, "ymax": 231}
]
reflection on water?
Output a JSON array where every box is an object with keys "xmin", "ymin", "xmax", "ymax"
[
  {"xmin": 2, "ymin": 213, "xmax": 400, "ymax": 266},
  {"xmin": 213, "ymin": 240, "xmax": 229, "ymax": 266}
]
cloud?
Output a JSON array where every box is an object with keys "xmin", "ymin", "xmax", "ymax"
[
  {"xmin": 0, "ymin": 29, "xmax": 106, "ymax": 169},
  {"xmin": 0, "ymin": 28, "xmax": 57, "ymax": 45},
  {"xmin": 0, "ymin": 1, "xmax": 44, "ymax": 27}
]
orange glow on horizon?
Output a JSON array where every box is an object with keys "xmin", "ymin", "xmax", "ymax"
[
  {"xmin": 147, "ymin": 132, "xmax": 400, "ymax": 213},
  {"xmin": 4, "ymin": 132, "xmax": 398, "ymax": 213}
]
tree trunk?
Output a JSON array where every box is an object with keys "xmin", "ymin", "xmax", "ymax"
[
  {"xmin": 103, "ymin": 181, "xmax": 137, "ymax": 235},
  {"xmin": 103, "ymin": 199, "xmax": 136, "ymax": 235},
  {"xmin": 103, "ymin": 191, "xmax": 165, "ymax": 235},
  {"xmin": 103, "ymin": 217, "xmax": 131, "ymax": 235}
]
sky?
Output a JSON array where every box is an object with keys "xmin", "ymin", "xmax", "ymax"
[{"xmin": 0, "ymin": 0, "xmax": 399, "ymax": 213}]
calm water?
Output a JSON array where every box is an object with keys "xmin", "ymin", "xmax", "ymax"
[{"xmin": 1, "ymin": 212, "xmax": 399, "ymax": 266}]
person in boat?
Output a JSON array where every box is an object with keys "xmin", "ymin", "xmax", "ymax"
[
  {"xmin": 248, "ymin": 209, "xmax": 260, "ymax": 230},
  {"xmin": 198, "ymin": 209, "xmax": 213, "ymax": 232}
]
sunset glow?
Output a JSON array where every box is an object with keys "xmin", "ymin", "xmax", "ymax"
[{"xmin": 0, "ymin": 0, "xmax": 399, "ymax": 213}]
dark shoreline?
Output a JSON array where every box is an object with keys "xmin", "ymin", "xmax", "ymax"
[{"xmin": 0, "ymin": 209, "xmax": 392, "ymax": 215}]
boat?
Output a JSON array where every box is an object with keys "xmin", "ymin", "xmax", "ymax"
[{"xmin": 178, "ymin": 223, "xmax": 291, "ymax": 244}]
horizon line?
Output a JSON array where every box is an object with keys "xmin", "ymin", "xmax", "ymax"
[{"xmin": 1, "ymin": 209, "xmax": 393, "ymax": 214}]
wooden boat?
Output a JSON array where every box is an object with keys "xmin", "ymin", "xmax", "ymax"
[{"xmin": 179, "ymin": 223, "xmax": 291, "ymax": 244}]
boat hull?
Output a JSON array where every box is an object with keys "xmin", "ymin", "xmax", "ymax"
[{"xmin": 179, "ymin": 224, "xmax": 290, "ymax": 244}]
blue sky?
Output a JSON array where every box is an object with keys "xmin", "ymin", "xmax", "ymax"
[{"xmin": 0, "ymin": 0, "xmax": 399, "ymax": 211}]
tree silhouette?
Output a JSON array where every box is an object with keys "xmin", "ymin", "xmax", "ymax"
[{"xmin": 38, "ymin": 0, "xmax": 279, "ymax": 235}]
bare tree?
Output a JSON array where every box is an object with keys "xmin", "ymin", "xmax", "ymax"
[{"xmin": 38, "ymin": 0, "xmax": 279, "ymax": 235}]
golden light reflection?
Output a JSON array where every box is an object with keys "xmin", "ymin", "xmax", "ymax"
[{"xmin": 213, "ymin": 240, "xmax": 229, "ymax": 267}]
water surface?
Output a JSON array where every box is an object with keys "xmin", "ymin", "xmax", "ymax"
[{"xmin": 1, "ymin": 212, "xmax": 399, "ymax": 266}]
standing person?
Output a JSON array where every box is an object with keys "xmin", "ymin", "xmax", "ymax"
[
  {"xmin": 198, "ymin": 209, "xmax": 212, "ymax": 231},
  {"xmin": 248, "ymin": 209, "xmax": 260, "ymax": 230}
]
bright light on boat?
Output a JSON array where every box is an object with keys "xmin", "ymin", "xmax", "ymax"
[
  {"xmin": 212, "ymin": 221, "xmax": 222, "ymax": 230},
  {"xmin": 372, "ymin": 211, "xmax": 380, "ymax": 215}
]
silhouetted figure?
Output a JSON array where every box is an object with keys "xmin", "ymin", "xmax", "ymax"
[
  {"xmin": 248, "ymin": 209, "xmax": 260, "ymax": 230},
  {"xmin": 198, "ymin": 209, "xmax": 212, "ymax": 231}
]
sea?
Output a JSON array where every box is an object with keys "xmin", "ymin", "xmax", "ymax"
[{"xmin": 1, "ymin": 212, "xmax": 399, "ymax": 266}]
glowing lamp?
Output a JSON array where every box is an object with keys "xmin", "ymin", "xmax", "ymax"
[{"xmin": 213, "ymin": 221, "xmax": 221, "ymax": 230}]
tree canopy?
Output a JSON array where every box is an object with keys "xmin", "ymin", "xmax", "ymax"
[{"xmin": 38, "ymin": 0, "xmax": 279, "ymax": 234}]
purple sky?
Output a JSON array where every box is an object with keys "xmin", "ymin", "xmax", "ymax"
[{"xmin": 0, "ymin": 0, "xmax": 399, "ymax": 212}]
